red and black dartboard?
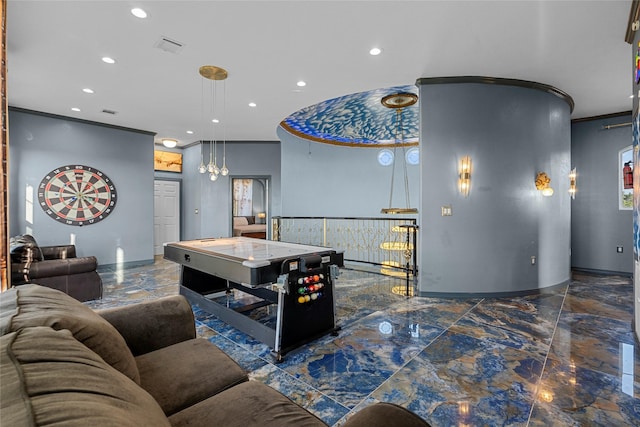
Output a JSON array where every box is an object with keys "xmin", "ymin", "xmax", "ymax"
[{"xmin": 37, "ymin": 165, "xmax": 117, "ymax": 226}]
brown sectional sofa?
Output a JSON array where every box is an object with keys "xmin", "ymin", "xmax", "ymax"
[{"xmin": 1, "ymin": 284, "xmax": 430, "ymax": 427}]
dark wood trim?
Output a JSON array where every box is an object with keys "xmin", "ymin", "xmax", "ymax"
[
  {"xmin": 8, "ymin": 106, "xmax": 156, "ymax": 136},
  {"xmin": 626, "ymin": 0, "xmax": 640, "ymax": 44},
  {"xmin": 416, "ymin": 76, "xmax": 575, "ymax": 113},
  {"xmin": 571, "ymin": 111, "xmax": 632, "ymax": 124},
  {"xmin": 1, "ymin": 0, "xmax": 7, "ymax": 291}
]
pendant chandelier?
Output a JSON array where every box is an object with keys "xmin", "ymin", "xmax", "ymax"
[
  {"xmin": 380, "ymin": 92, "xmax": 418, "ymax": 214},
  {"xmin": 197, "ymin": 65, "xmax": 229, "ymax": 181}
]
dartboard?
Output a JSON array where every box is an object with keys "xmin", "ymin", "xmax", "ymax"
[{"xmin": 37, "ymin": 165, "xmax": 117, "ymax": 226}]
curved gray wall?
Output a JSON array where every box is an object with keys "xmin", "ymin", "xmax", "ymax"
[
  {"xmin": 418, "ymin": 79, "xmax": 572, "ymax": 295},
  {"xmin": 277, "ymin": 126, "xmax": 420, "ymax": 217}
]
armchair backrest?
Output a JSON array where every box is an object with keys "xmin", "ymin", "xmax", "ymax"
[{"xmin": 41, "ymin": 245, "xmax": 76, "ymax": 260}]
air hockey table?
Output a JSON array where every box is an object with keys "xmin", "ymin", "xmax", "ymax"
[{"xmin": 164, "ymin": 237, "xmax": 343, "ymax": 361}]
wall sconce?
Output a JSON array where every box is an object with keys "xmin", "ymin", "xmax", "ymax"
[
  {"xmin": 458, "ymin": 156, "xmax": 472, "ymax": 197},
  {"xmin": 568, "ymin": 168, "xmax": 577, "ymax": 199},
  {"xmin": 535, "ymin": 172, "xmax": 554, "ymax": 196},
  {"xmin": 257, "ymin": 212, "xmax": 266, "ymax": 223}
]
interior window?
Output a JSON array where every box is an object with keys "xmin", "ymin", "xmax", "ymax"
[{"xmin": 620, "ymin": 145, "xmax": 633, "ymax": 210}]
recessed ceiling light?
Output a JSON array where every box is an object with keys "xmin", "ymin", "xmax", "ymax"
[
  {"xmin": 186, "ymin": 130, "xmax": 194, "ymax": 134},
  {"xmin": 101, "ymin": 57, "xmax": 116, "ymax": 64},
  {"xmin": 297, "ymin": 81, "xmax": 306, "ymax": 87},
  {"xmin": 71, "ymin": 107, "xmax": 81, "ymax": 112},
  {"xmin": 248, "ymin": 102, "xmax": 257, "ymax": 107},
  {"xmin": 630, "ymin": 94, "xmax": 634, "ymax": 99},
  {"xmin": 369, "ymin": 47, "xmax": 382, "ymax": 56},
  {"xmin": 82, "ymin": 88, "xmax": 94, "ymax": 94},
  {"xmin": 212, "ymin": 119, "xmax": 219, "ymax": 123},
  {"xmin": 131, "ymin": 8, "xmax": 147, "ymax": 18}
]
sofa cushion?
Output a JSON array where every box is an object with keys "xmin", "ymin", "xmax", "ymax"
[
  {"xmin": 10, "ymin": 234, "xmax": 44, "ymax": 263},
  {"xmin": 0, "ymin": 326, "xmax": 170, "ymax": 427},
  {"xmin": 0, "ymin": 284, "xmax": 140, "ymax": 384},
  {"xmin": 136, "ymin": 338, "xmax": 248, "ymax": 416},
  {"xmin": 169, "ymin": 381, "xmax": 327, "ymax": 427}
]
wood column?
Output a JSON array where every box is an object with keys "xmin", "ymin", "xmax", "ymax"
[{"xmin": 1, "ymin": 0, "xmax": 8, "ymax": 291}]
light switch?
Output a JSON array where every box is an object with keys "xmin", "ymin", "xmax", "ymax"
[{"xmin": 441, "ymin": 205, "xmax": 452, "ymax": 216}]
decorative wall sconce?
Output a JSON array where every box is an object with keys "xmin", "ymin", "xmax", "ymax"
[
  {"xmin": 568, "ymin": 168, "xmax": 577, "ymax": 199},
  {"xmin": 535, "ymin": 172, "xmax": 554, "ymax": 196},
  {"xmin": 458, "ymin": 156, "xmax": 472, "ymax": 197}
]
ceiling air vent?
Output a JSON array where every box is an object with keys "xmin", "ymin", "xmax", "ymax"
[
  {"xmin": 101, "ymin": 109, "xmax": 117, "ymax": 115},
  {"xmin": 154, "ymin": 36, "xmax": 184, "ymax": 54}
]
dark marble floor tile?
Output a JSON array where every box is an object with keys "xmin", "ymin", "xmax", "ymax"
[
  {"xmin": 249, "ymin": 364, "xmax": 350, "ymax": 425},
  {"xmin": 369, "ymin": 331, "xmax": 544, "ymax": 426},
  {"xmin": 548, "ymin": 312, "xmax": 640, "ymax": 380},
  {"xmin": 529, "ymin": 357, "xmax": 640, "ymax": 426},
  {"xmin": 449, "ymin": 293, "xmax": 565, "ymax": 359},
  {"xmin": 385, "ymin": 297, "xmax": 481, "ymax": 329},
  {"xmin": 563, "ymin": 283, "xmax": 634, "ymax": 320},
  {"xmin": 89, "ymin": 259, "xmax": 638, "ymax": 426}
]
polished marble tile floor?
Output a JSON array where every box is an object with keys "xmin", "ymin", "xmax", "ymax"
[{"xmin": 88, "ymin": 260, "xmax": 640, "ymax": 426}]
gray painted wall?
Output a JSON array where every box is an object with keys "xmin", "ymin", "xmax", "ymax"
[
  {"xmin": 277, "ymin": 127, "xmax": 420, "ymax": 217},
  {"xmin": 181, "ymin": 141, "xmax": 281, "ymax": 240},
  {"xmin": 9, "ymin": 109, "xmax": 155, "ymax": 266},
  {"xmin": 571, "ymin": 115, "xmax": 633, "ymax": 274},
  {"xmin": 419, "ymin": 81, "xmax": 572, "ymax": 294}
]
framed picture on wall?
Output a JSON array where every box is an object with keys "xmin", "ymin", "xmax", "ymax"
[{"xmin": 154, "ymin": 150, "xmax": 182, "ymax": 173}]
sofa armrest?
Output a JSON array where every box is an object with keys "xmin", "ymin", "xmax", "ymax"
[
  {"xmin": 27, "ymin": 256, "xmax": 98, "ymax": 279},
  {"xmin": 40, "ymin": 245, "xmax": 77, "ymax": 260},
  {"xmin": 97, "ymin": 295, "xmax": 196, "ymax": 356},
  {"xmin": 343, "ymin": 403, "xmax": 430, "ymax": 427}
]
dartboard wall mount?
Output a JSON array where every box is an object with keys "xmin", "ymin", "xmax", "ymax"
[{"xmin": 37, "ymin": 165, "xmax": 117, "ymax": 226}]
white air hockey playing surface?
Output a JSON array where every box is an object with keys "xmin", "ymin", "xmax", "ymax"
[{"xmin": 167, "ymin": 237, "xmax": 335, "ymax": 267}]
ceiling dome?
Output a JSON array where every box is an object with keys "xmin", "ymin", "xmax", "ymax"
[{"xmin": 279, "ymin": 85, "xmax": 419, "ymax": 147}]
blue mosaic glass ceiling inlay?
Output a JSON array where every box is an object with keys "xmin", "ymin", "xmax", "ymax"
[{"xmin": 279, "ymin": 85, "xmax": 419, "ymax": 146}]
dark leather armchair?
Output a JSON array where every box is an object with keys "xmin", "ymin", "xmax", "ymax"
[{"xmin": 10, "ymin": 235, "xmax": 103, "ymax": 302}]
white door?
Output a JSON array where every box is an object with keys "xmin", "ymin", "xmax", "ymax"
[{"xmin": 154, "ymin": 180, "xmax": 180, "ymax": 256}]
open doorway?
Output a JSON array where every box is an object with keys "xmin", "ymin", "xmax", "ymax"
[{"xmin": 231, "ymin": 177, "xmax": 270, "ymax": 239}]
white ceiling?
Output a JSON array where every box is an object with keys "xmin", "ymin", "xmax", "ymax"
[{"xmin": 6, "ymin": 1, "xmax": 633, "ymax": 147}]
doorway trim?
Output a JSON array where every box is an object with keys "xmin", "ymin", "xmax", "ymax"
[
  {"xmin": 229, "ymin": 175, "xmax": 270, "ymax": 238},
  {"xmin": 154, "ymin": 178, "xmax": 182, "ymax": 255}
]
